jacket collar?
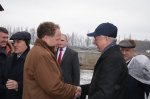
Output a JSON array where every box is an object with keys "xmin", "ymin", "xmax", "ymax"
[
  {"xmin": 0, "ymin": 46, "xmax": 6, "ymax": 55},
  {"xmin": 102, "ymin": 41, "xmax": 116, "ymax": 54},
  {"xmin": 34, "ymin": 38, "xmax": 55, "ymax": 54},
  {"xmin": 101, "ymin": 45, "xmax": 120, "ymax": 60},
  {"xmin": 14, "ymin": 47, "xmax": 30, "ymax": 60}
]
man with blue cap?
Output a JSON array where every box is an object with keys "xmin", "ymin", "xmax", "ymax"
[{"xmin": 80, "ymin": 22, "xmax": 128, "ymax": 99}]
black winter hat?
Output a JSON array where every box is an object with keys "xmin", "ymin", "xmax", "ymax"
[{"xmin": 10, "ymin": 31, "xmax": 31, "ymax": 46}]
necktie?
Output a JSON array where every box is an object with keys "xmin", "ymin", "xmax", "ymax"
[{"xmin": 57, "ymin": 48, "xmax": 62, "ymax": 64}]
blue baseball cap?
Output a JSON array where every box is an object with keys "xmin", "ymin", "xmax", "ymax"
[{"xmin": 87, "ymin": 22, "xmax": 118, "ymax": 38}]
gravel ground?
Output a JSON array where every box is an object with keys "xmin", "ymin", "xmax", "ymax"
[{"xmin": 80, "ymin": 70, "xmax": 93, "ymax": 85}]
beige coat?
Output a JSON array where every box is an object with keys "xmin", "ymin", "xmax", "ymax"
[{"xmin": 23, "ymin": 39, "xmax": 77, "ymax": 99}]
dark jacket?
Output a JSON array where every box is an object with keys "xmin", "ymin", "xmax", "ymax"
[
  {"xmin": 0, "ymin": 47, "xmax": 7, "ymax": 99},
  {"xmin": 0, "ymin": 43, "xmax": 13, "ymax": 67},
  {"xmin": 128, "ymin": 71, "xmax": 150, "ymax": 99},
  {"xmin": 0, "ymin": 43, "xmax": 13, "ymax": 70},
  {"xmin": 0, "ymin": 47, "xmax": 30, "ymax": 99},
  {"xmin": 59, "ymin": 47, "xmax": 80, "ymax": 86},
  {"xmin": 81, "ymin": 45, "xmax": 128, "ymax": 99},
  {"xmin": 0, "ymin": 44, "xmax": 13, "ymax": 99},
  {"xmin": 0, "ymin": 47, "xmax": 7, "ymax": 68}
]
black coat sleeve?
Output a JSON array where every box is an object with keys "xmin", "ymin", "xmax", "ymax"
[{"xmin": 78, "ymin": 84, "xmax": 90, "ymax": 99}]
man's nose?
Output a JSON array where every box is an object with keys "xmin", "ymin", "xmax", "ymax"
[
  {"xmin": 13, "ymin": 42, "xmax": 17, "ymax": 46},
  {"xmin": 122, "ymin": 51, "xmax": 126, "ymax": 55},
  {"xmin": 3, "ymin": 37, "xmax": 8, "ymax": 41}
]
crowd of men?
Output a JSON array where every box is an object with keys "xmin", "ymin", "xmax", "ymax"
[{"xmin": 0, "ymin": 21, "xmax": 150, "ymax": 99}]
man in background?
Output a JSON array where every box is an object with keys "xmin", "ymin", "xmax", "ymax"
[
  {"xmin": 1, "ymin": 31, "xmax": 31, "ymax": 99},
  {"xmin": 0, "ymin": 27, "xmax": 12, "ymax": 99},
  {"xmin": 0, "ymin": 27, "xmax": 13, "ymax": 67},
  {"xmin": 119, "ymin": 39, "xmax": 150, "ymax": 99},
  {"xmin": 57, "ymin": 34, "xmax": 80, "ymax": 86}
]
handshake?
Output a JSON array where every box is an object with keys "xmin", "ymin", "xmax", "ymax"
[
  {"xmin": 74, "ymin": 84, "xmax": 88, "ymax": 99},
  {"xmin": 74, "ymin": 86, "xmax": 82, "ymax": 99}
]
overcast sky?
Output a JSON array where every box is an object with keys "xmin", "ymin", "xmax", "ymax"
[{"xmin": 0, "ymin": 0, "xmax": 150, "ymax": 40}]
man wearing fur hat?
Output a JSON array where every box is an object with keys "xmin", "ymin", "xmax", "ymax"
[{"xmin": 119, "ymin": 39, "xmax": 150, "ymax": 99}]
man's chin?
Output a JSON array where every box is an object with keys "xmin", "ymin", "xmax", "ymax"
[
  {"xmin": 0, "ymin": 44, "xmax": 7, "ymax": 47},
  {"xmin": 14, "ymin": 51, "xmax": 19, "ymax": 54}
]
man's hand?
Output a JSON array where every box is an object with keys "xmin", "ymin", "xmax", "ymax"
[
  {"xmin": 6, "ymin": 79, "xmax": 18, "ymax": 91},
  {"xmin": 74, "ymin": 86, "xmax": 81, "ymax": 99}
]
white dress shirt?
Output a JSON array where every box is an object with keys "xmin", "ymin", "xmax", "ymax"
[{"xmin": 57, "ymin": 47, "xmax": 67, "ymax": 60}]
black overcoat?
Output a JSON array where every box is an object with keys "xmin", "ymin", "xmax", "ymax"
[
  {"xmin": 0, "ymin": 47, "xmax": 8, "ymax": 99},
  {"xmin": 0, "ymin": 48, "xmax": 29, "ymax": 99},
  {"xmin": 81, "ymin": 45, "xmax": 128, "ymax": 99}
]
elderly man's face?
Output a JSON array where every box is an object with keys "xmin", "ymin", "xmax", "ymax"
[
  {"xmin": 13, "ymin": 40, "xmax": 27, "ymax": 55},
  {"xmin": 120, "ymin": 48, "xmax": 135, "ymax": 61},
  {"xmin": 0, "ymin": 32, "xmax": 8, "ymax": 47},
  {"xmin": 93, "ymin": 35, "xmax": 109, "ymax": 52}
]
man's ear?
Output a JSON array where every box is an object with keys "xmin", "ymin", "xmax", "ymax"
[
  {"xmin": 42, "ymin": 35, "xmax": 51, "ymax": 40},
  {"xmin": 42, "ymin": 35, "xmax": 46, "ymax": 41}
]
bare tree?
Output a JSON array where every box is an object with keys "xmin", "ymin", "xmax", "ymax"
[
  {"xmin": 29, "ymin": 28, "xmax": 36, "ymax": 44},
  {"xmin": 85, "ymin": 37, "xmax": 90, "ymax": 47}
]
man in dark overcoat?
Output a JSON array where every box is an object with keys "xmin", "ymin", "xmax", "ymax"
[
  {"xmin": 0, "ymin": 31, "xmax": 31, "ymax": 99},
  {"xmin": 80, "ymin": 23, "xmax": 128, "ymax": 99},
  {"xmin": 119, "ymin": 39, "xmax": 150, "ymax": 99}
]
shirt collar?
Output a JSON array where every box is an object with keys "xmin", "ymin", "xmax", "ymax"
[
  {"xmin": 102, "ymin": 41, "xmax": 116, "ymax": 54},
  {"xmin": 59, "ymin": 46, "xmax": 67, "ymax": 52}
]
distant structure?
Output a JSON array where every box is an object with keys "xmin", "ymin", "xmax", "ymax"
[
  {"xmin": 0, "ymin": 4, "xmax": 4, "ymax": 11},
  {"xmin": 146, "ymin": 50, "xmax": 150, "ymax": 53}
]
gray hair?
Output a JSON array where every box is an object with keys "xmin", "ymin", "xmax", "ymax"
[
  {"xmin": 101, "ymin": 35, "xmax": 117, "ymax": 43},
  {"xmin": 109, "ymin": 37, "xmax": 117, "ymax": 43}
]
